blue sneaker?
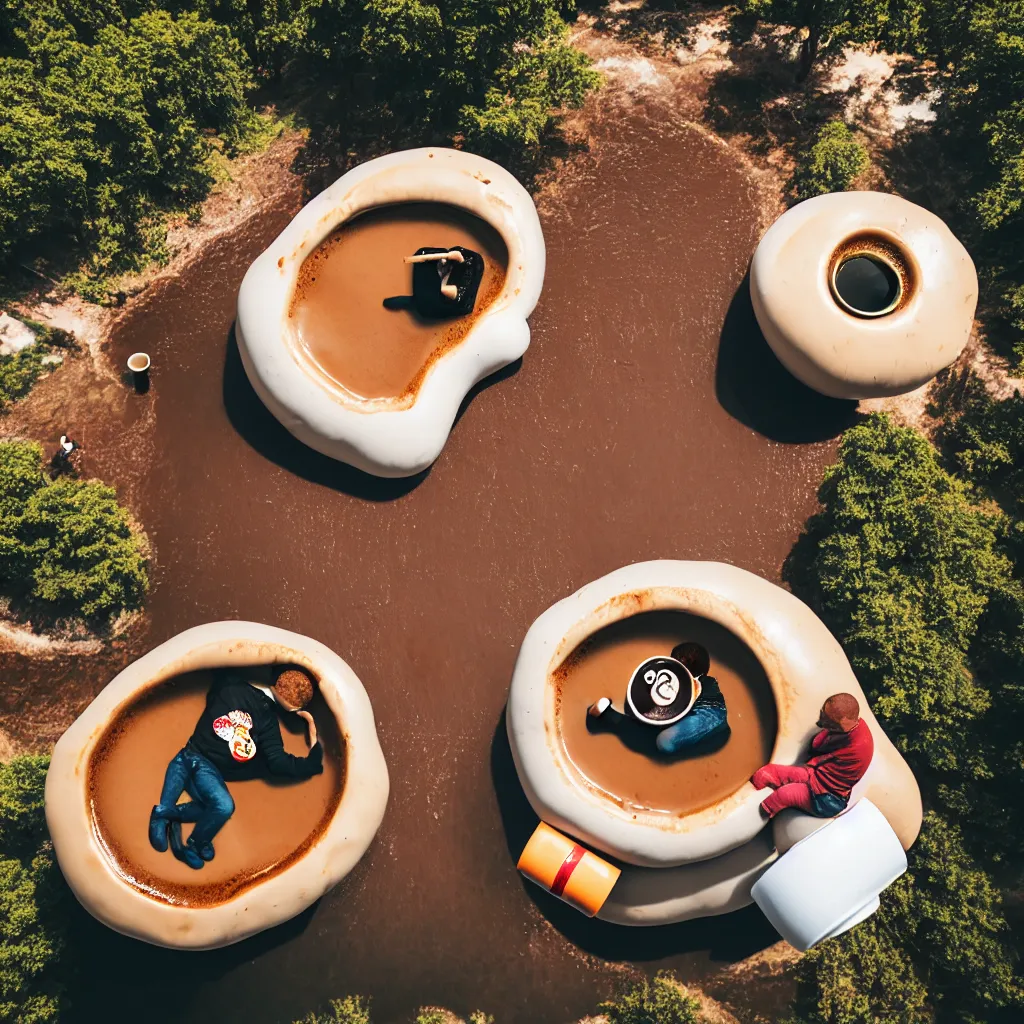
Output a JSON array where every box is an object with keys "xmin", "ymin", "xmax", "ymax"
[
  {"xmin": 189, "ymin": 838, "xmax": 215, "ymax": 862},
  {"xmin": 170, "ymin": 825, "xmax": 204, "ymax": 870},
  {"xmin": 148, "ymin": 807, "xmax": 169, "ymax": 853}
]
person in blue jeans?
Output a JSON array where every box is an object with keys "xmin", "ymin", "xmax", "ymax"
[
  {"xmin": 587, "ymin": 642, "xmax": 729, "ymax": 756},
  {"xmin": 149, "ymin": 666, "xmax": 323, "ymax": 870},
  {"xmin": 152, "ymin": 747, "xmax": 238, "ymax": 869}
]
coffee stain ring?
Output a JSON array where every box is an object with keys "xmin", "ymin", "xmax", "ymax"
[{"xmin": 827, "ymin": 234, "xmax": 912, "ymax": 320}]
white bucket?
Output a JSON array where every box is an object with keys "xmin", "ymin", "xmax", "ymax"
[{"xmin": 127, "ymin": 352, "xmax": 151, "ymax": 373}]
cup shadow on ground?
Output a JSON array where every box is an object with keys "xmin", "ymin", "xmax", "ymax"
[
  {"xmin": 451, "ymin": 356, "xmax": 522, "ymax": 430},
  {"xmin": 716, "ymin": 272, "xmax": 861, "ymax": 444},
  {"xmin": 490, "ymin": 712, "xmax": 781, "ymax": 963},
  {"xmin": 62, "ymin": 893, "xmax": 319, "ymax": 1024},
  {"xmin": 222, "ymin": 328, "xmax": 522, "ymax": 500}
]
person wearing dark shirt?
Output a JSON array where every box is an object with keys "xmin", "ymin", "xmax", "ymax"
[
  {"xmin": 148, "ymin": 666, "xmax": 324, "ymax": 870},
  {"xmin": 586, "ymin": 642, "xmax": 730, "ymax": 755},
  {"xmin": 751, "ymin": 692, "xmax": 874, "ymax": 819}
]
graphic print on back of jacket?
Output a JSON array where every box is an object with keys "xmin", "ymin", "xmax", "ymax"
[{"xmin": 188, "ymin": 671, "xmax": 324, "ymax": 782}]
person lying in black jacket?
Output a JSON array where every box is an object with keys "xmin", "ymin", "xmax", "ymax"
[{"xmin": 148, "ymin": 665, "xmax": 324, "ymax": 870}]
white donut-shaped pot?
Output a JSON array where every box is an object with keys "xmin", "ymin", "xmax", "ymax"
[
  {"xmin": 236, "ymin": 148, "xmax": 545, "ymax": 477},
  {"xmin": 749, "ymin": 191, "xmax": 977, "ymax": 399},
  {"xmin": 45, "ymin": 622, "xmax": 390, "ymax": 950},
  {"xmin": 507, "ymin": 561, "xmax": 922, "ymax": 925}
]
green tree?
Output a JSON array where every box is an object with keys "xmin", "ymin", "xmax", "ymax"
[
  {"xmin": 783, "ymin": 413, "xmax": 1024, "ymax": 1022},
  {"xmin": 163, "ymin": 0, "xmax": 303, "ymax": 75},
  {"xmin": 792, "ymin": 120, "xmax": 869, "ymax": 199},
  {"xmin": 936, "ymin": 378, "xmax": 1024, "ymax": 863},
  {"xmin": 1, "ymin": 2, "xmax": 259, "ymax": 291},
  {"xmin": 291, "ymin": 0, "xmax": 600, "ymax": 173},
  {"xmin": 0, "ymin": 755, "xmax": 67, "ymax": 1024},
  {"xmin": 786, "ymin": 415, "xmax": 1009, "ymax": 775},
  {"xmin": 599, "ymin": 971, "xmax": 701, "ymax": 1024},
  {"xmin": 0, "ymin": 439, "xmax": 148, "ymax": 622},
  {"xmin": 297, "ymin": 995, "xmax": 373, "ymax": 1024},
  {"xmin": 938, "ymin": 3, "xmax": 1024, "ymax": 366},
  {"xmin": 738, "ymin": 0, "xmax": 925, "ymax": 80}
]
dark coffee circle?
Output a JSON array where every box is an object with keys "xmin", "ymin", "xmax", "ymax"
[
  {"xmin": 626, "ymin": 656, "xmax": 695, "ymax": 725},
  {"xmin": 832, "ymin": 254, "xmax": 901, "ymax": 317}
]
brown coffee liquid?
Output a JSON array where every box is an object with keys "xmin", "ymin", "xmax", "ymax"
[
  {"xmin": 288, "ymin": 203, "xmax": 509, "ymax": 401},
  {"xmin": 554, "ymin": 611, "xmax": 777, "ymax": 817},
  {"xmin": 88, "ymin": 669, "xmax": 345, "ymax": 906}
]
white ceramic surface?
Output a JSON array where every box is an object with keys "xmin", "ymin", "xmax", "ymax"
[
  {"xmin": 598, "ymin": 830, "xmax": 777, "ymax": 926},
  {"xmin": 507, "ymin": 561, "xmax": 922, "ymax": 926},
  {"xmin": 45, "ymin": 621, "xmax": 390, "ymax": 950},
  {"xmin": 752, "ymin": 798, "xmax": 908, "ymax": 950},
  {"xmin": 237, "ymin": 148, "xmax": 545, "ymax": 477},
  {"xmin": 750, "ymin": 191, "xmax": 977, "ymax": 399}
]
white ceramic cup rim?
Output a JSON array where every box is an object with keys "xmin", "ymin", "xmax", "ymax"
[
  {"xmin": 625, "ymin": 656, "xmax": 698, "ymax": 727},
  {"xmin": 127, "ymin": 352, "xmax": 151, "ymax": 372}
]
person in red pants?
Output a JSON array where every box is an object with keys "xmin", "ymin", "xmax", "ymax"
[{"xmin": 751, "ymin": 692, "xmax": 873, "ymax": 819}]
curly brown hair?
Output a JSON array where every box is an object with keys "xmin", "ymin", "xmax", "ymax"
[
  {"xmin": 671, "ymin": 642, "xmax": 711, "ymax": 678},
  {"xmin": 274, "ymin": 667, "xmax": 316, "ymax": 710}
]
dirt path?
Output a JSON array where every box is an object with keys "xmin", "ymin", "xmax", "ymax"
[{"xmin": 0, "ymin": 132, "xmax": 308, "ymax": 672}]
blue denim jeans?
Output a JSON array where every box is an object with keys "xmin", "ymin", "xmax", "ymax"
[
  {"xmin": 811, "ymin": 791, "xmax": 848, "ymax": 817},
  {"xmin": 656, "ymin": 703, "xmax": 730, "ymax": 755},
  {"xmin": 155, "ymin": 745, "xmax": 235, "ymax": 846}
]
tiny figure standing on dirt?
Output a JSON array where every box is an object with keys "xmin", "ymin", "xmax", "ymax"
[{"xmin": 52, "ymin": 433, "xmax": 82, "ymax": 476}]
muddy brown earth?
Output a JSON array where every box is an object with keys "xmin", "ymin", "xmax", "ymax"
[{"xmin": 0, "ymin": 90, "xmax": 857, "ymax": 1023}]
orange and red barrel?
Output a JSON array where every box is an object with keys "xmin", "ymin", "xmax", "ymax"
[{"xmin": 517, "ymin": 822, "xmax": 620, "ymax": 917}]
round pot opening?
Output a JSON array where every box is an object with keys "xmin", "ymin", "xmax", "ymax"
[
  {"xmin": 828, "ymin": 233, "xmax": 913, "ymax": 319},
  {"xmin": 287, "ymin": 201, "xmax": 509, "ymax": 404},
  {"xmin": 127, "ymin": 352, "xmax": 151, "ymax": 373},
  {"xmin": 86, "ymin": 665, "xmax": 346, "ymax": 907},
  {"xmin": 552, "ymin": 608, "xmax": 778, "ymax": 819}
]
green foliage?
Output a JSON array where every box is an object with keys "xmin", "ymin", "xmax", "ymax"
[
  {"xmin": 0, "ymin": 345, "xmax": 50, "ymax": 410},
  {"xmin": 792, "ymin": 121, "xmax": 869, "ymax": 200},
  {"xmin": 0, "ymin": 1, "xmax": 260, "ymax": 292},
  {"xmin": 0, "ymin": 439, "xmax": 148, "ymax": 622},
  {"xmin": 786, "ymin": 415, "xmax": 1008, "ymax": 774},
  {"xmin": 739, "ymin": 0, "xmax": 927, "ymax": 77},
  {"xmin": 291, "ymin": 0, "xmax": 600, "ymax": 173},
  {"xmin": 2, "ymin": 0, "xmax": 598, "ymax": 293},
  {"xmin": 295, "ymin": 1001, "xmax": 492, "ymax": 1024},
  {"xmin": 0, "ymin": 756, "xmax": 49, "ymax": 861},
  {"xmin": 937, "ymin": 378, "xmax": 1024, "ymax": 850},
  {"xmin": 297, "ymin": 995, "xmax": 372, "ymax": 1024},
  {"xmin": 599, "ymin": 971, "xmax": 701, "ymax": 1024},
  {"xmin": 0, "ymin": 755, "xmax": 66, "ymax": 1024},
  {"xmin": 163, "ymin": 0, "xmax": 304, "ymax": 75},
  {"xmin": 942, "ymin": 379, "xmax": 1024, "ymax": 511},
  {"xmin": 940, "ymin": 3, "xmax": 1024, "ymax": 368},
  {"xmin": 784, "ymin": 413, "xmax": 1024, "ymax": 1022}
]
